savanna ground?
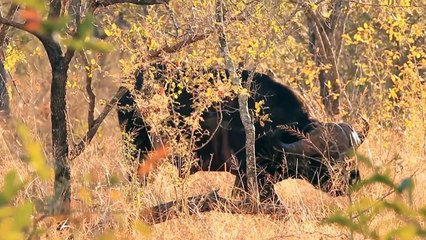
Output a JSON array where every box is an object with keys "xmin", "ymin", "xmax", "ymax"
[
  {"xmin": 1, "ymin": 1, "xmax": 426, "ymax": 239},
  {"xmin": 1, "ymin": 40, "xmax": 425, "ymax": 240}
]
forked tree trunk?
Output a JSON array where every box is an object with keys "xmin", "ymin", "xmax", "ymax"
[
  {"xmin": 305, "ymin": 0, "xmax": 350, "ymax": 116},
  {"xmin": 40, "ymin": 34, "xmax": 74, "ymax": 207}
]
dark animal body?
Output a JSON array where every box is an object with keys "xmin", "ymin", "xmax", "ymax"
[{"xmin": 117, "ymin": 66, "xmax": 368, "ymax": 203}]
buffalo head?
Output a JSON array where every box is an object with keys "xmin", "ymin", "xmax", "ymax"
[{"xmin": 274, "ymin": 117, "xmax": 369, "ymax": 195}]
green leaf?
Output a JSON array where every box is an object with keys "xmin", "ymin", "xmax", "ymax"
[
  {"xmin": 398, "ymin": 177, "xmax": 415, "ymax": 204},
  {"xmin": 0, "ymin": 218, "xmax": 24, "ymax": 240},
  {"xmin": 383, "ymin": 200, "xmax": 415, "ymax": 217},
  {"xmin": 41, "ymin": 16, "xmax": 69, "ymax": 34},
  {"xmin": 63, "ymin": 38, "xmax": 113, "ymax": 53},
  {"xmin": 17, "ymin": 124, "xmax": 52, "ymax": 180},
  {"xmin": 0, "ymin": 171, "xmax": 24, "ymax": 206},
  {"xmin": 397, "ymin": 177, "xmax": 414, "ymax": 194},
  {"xmin": 325, "ymin": 215, "xmax": 359, "ymax": 230},
  {"xmin": 351, "ymin": 173, "xmax": 396, "ymax": 191},
  {"xmin": 83, "ymin": 40, "xmax": 114, "ymax": 53},
  {"xmin": 134, "ymin": 219, "xmax": 152, "ymax": 236},
  {"xmin": 14, "ymin": 201, "xmax": 34, "ymax": 230},
  {"xmin": 13, "ymin": 0, "xmax": 47, "ymax": 13},
  {"xmin": 0, "ymin": 207, "xmax": 14, "ymax": 218},
  {"xmin": 77, "ymin": 15, "xmax": 94, "ymax": 39},
  {"xmin": 419, "ymin": 208, "xmax": 426, "ymax": 218},
  {"xmin": 386, "ymin": 225, "xmax": 418, "ymax": 240},
  {"xmin": 63, "ymin": 38, "xmax": 85, "ymax": 51}
]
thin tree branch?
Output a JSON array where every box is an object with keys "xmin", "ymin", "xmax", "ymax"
[
  {"xmin": 0, "ymin": 4, "xmax": 19, "ymax": 47},
  {"xmin": 91, "ymin": 0, "xmax": 167, "ymax": 11},
  {"xmin": 81, "ymin": 52, "xmax": 96, "ymax": 129},
  {"xmin": 304, "ymin": 4, "xmax": 340, "ymax": 82},
  {"xmin": 69, "ymin": 30, "xmax": 213, "ymax": 160},
  {"xmin": 69, "ymin": 87, "xmax": 128, "ymax": 160},
  {"xmin": 162, "ymin": 0, "xmax": 180, "ymax": 37},
  {"xmin": 0, "ymin": 16, "xmax": 38, "ymax": 36},
  {"xmin": 48, "ymin": 0, "xmax": 62, "ymax": 19},
  {"xmin": 148, "ymin": 32, "xmax": 211, "ymax": 58},
  {"xmin": 334, "ymin": 1, "xmax": 350, "ymax": 64}
]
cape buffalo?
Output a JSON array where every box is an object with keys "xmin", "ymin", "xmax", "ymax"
[{"xmin": 117, "ymin": 66, "xmax": 369, "ymax": 204}]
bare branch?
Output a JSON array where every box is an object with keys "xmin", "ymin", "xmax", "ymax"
[
  {"xmin": 148, "ymin": 32, "xmax": 211, "ymax": 58},
  {"xmin": 304, "ymin": 5, "xmax": 340, "ymax": 81},
  {"xmin": 69, "ymin": 0, "xmax": 82, "ymax": 31},
  {"xmin": 333, "ymin": 1, "xmax": 351, "ymax": 64},
  {"xmin": 81, "ymin": 52, "xmax": 96, "ymax": 129},
  {"xmin": 48, "ymin": 0, "xmax": 62, "ymax": 18},
  {"xmin": 92, "ymin": 0, "xmax": 167, "ymax": 10},
  {"xmin": 69, "ymin": 87, "xmax": 128, "ymax": 160},
  {"xmin": 0, "ymin": 4, "xmax": 19, "ymax": 47},
  {"xmin": 69, "ymin": 30, "xmax": 212, "ymax": 160},
  {"xmin": 0, "ymin": 16, "xmax": 37, "ymax": 36},
  {"xmin": 162, "ymin": 1, "xmax": 180, "ymax": 37}
]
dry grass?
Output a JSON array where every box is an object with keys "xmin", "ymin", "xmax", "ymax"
[{"xmin": 1, "ymin": 45, "xmax": 426, "ymax": 239}]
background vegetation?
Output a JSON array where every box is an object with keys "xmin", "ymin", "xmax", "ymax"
[{"xmin": 0, "ymin": 0, "xmax": 425, "ymax": 239}]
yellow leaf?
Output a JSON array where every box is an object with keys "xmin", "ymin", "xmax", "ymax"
[
  {"xmin": 104, "ymin": 28, "xmax": 112, "ymax": 37},
  {"xmin": 78, "ymin": 188, "xmax": 93, "ymax": 206},
  {"xmin": 390, "ymin": 225, "xmax": 417, "ymax": 240},
  {"xmin": 17, "ymin": 125, "xmax": 52, "ymax": 180},
  {"xmin": 310, "ymin": 3, "xmax": 318, "ymax": 11},
  {"xmin": 134, "ymin": 219, "xmax": 152, "ymax": 236}
]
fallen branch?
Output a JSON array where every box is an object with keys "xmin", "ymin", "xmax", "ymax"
[{"xmin": 141, "ymin": 190, "xmax": 287, "ymax": 224}]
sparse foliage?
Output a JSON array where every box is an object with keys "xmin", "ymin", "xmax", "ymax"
[{"xmin": 1, "ymin": 0, "xmax": 426, "ymax": 238}]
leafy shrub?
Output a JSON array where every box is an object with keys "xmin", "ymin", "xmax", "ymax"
[{"xmin": 326, "ymin": 155, "xmax": 426, "ymax": 240}]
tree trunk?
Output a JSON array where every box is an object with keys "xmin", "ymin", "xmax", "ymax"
[
  {"xmin": 51, "ymin": 60, "xmax": 71, "ymax": 206},
  {"xmin": 305, "ymin": 0, "xmax": 350, "ymax": 116},
  {"xmin": 215, "ymin": 0, "xmax": 259, "ymax": 209},
  {"xmin": 37, "ymin": 32, "xmax": 74, "ymax": 208},
  {"xmin": 308, "ymin": 16, "xmax": 340, "ymax": 116},
  {"xmin": 0, "ymin": 60, "xmax": 10, "ymax": 117}
]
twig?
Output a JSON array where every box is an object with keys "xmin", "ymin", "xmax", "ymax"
[
  {"xmin": 0, "ymin": 4, "xmax": 19, "ymax": 47},
  {"xmin": 69, "ymin": 87, "xmax": 128, "ymax": 160},
  {"xmin": 148, "ymin": 32, "xmax": 211, "ymax": 58},
  {"xmin": 90, "ymin": 0, "xmax": 168, "ymax": 12},
  {"xmin": 81, "ymin": 52, "xmax": 96, "ymax": 129},
  {"xmin": 162, "ymin": 0, "xmax": 180, "ymax": 37}
]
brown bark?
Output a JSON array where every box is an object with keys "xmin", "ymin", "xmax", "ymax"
[
  {"xmin": 303, "ymin": 0, "xmax": 350, "ymax": 116},
  {"xmin": 38, "ymin": 36, "xmax": 75, "ymax": 206},
  {"xmin": 81, "ymin": 52, "xmax": 96, "ymax": 129}
]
